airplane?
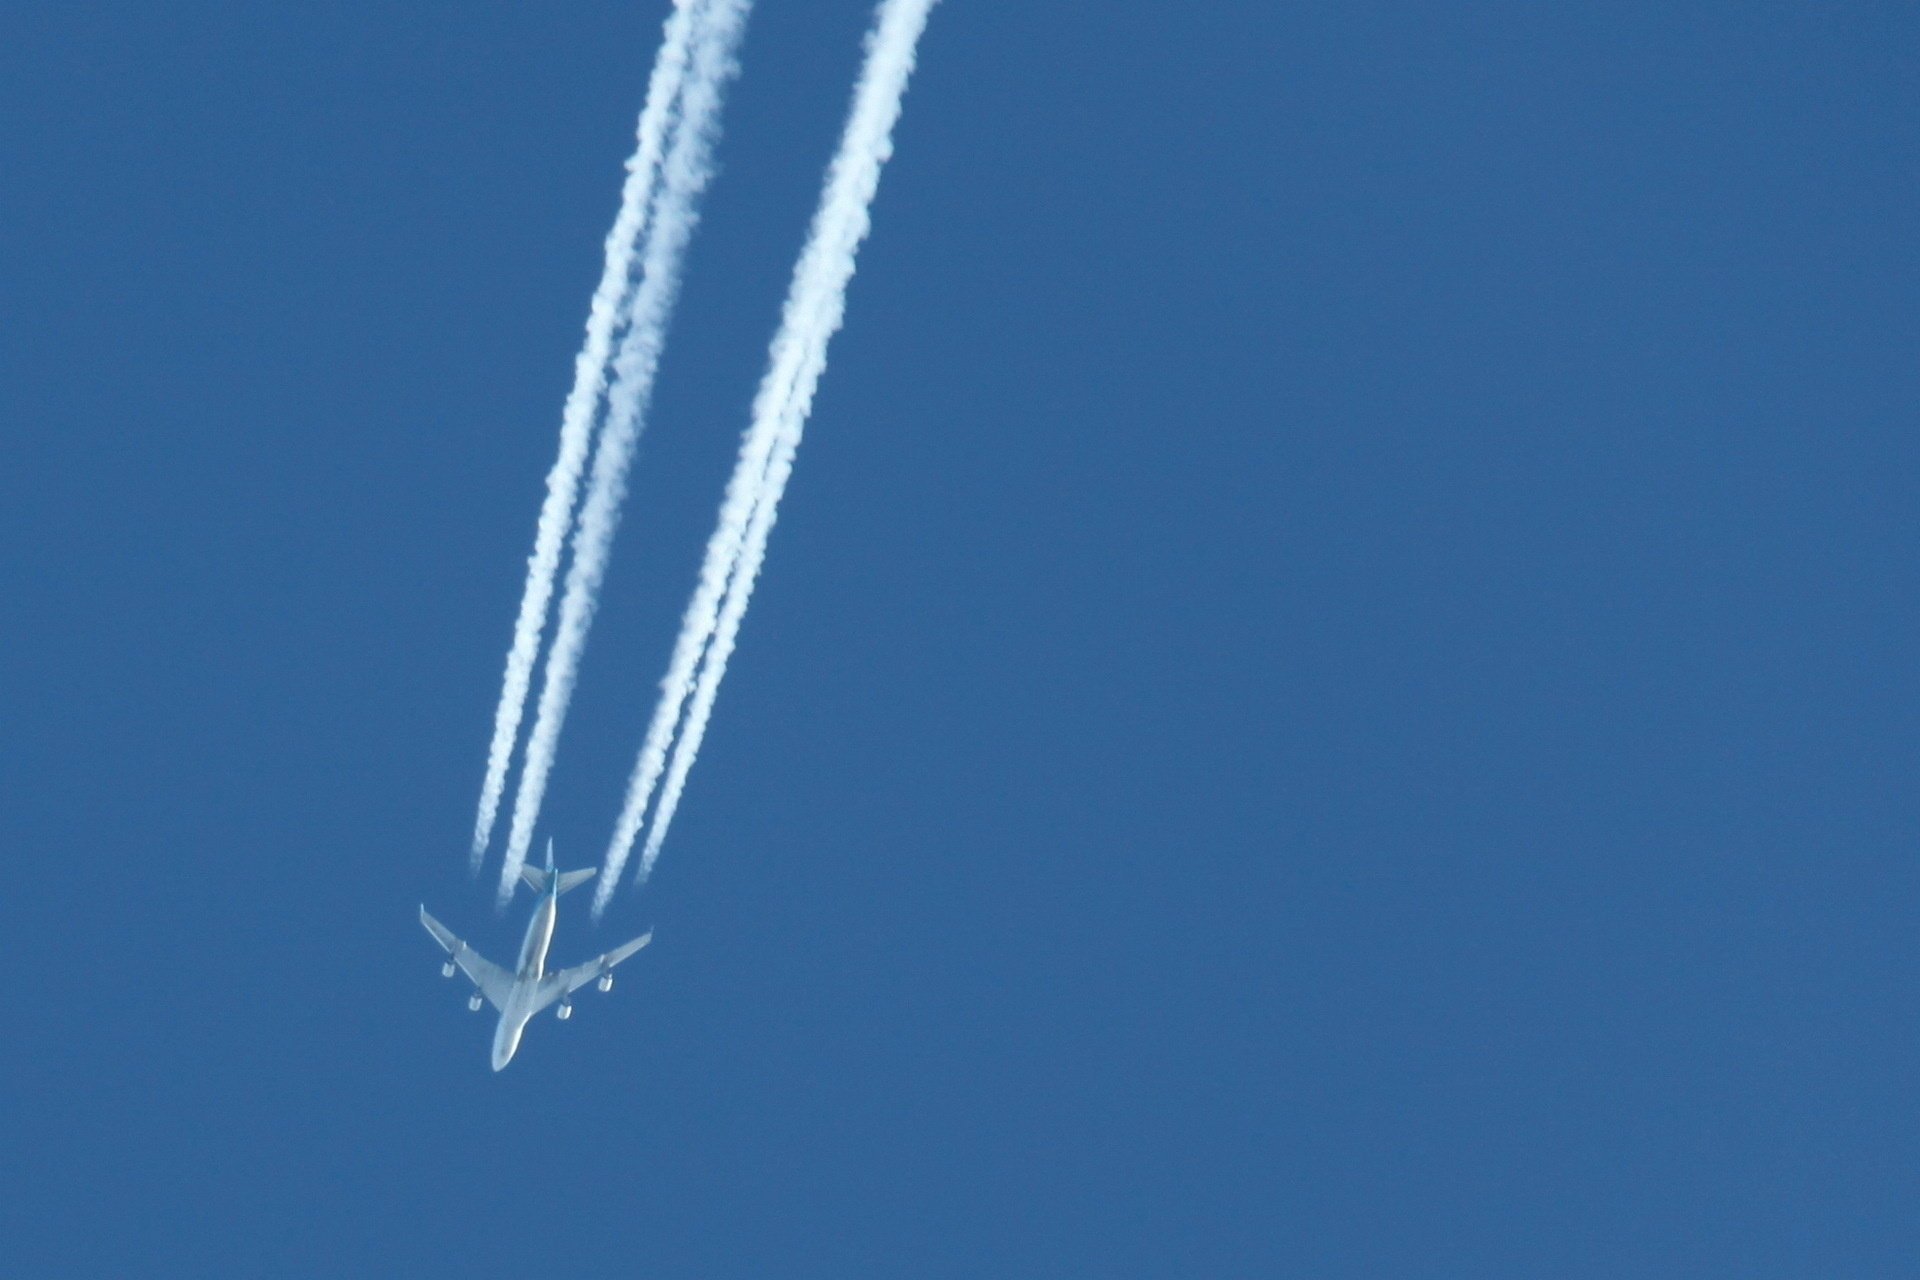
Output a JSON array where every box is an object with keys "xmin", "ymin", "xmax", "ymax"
[{"xmin": 421, "ymin": 840, "xmax": 653, "ymax": 1071}]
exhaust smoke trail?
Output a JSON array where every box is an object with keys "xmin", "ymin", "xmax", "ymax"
[
  {"xmin": 498, "ymin": 0, "xmax": 753, "ymax": 905},
  {"xmin": 472, "ymin": 0, "xmax": 712, "ymax": 867},
  {"xmin": 596, "ymin": 0, "xmax": 940, "ymax": 918}
]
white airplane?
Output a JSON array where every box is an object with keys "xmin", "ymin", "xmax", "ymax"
[{"xmin": 421, "ymin": 841, "xmax": 653, "ymax": 1071}]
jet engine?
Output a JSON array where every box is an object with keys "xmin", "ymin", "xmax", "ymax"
[
  {"xmin": 467, "ymin": 993, "xmax": 484, "ymax": 1012},
  {"xmin": 556, "ymin": 1002, "xmax": 572, "ymax": 1021},
  {"xmin": 598, "ymin": 972, "xmax": 614, "ymax": 993},
  {"xmin": 441, "ymin": 960, "xmax": 457, "ymax": 978}
]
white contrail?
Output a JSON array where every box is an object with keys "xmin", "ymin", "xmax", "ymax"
[
  {"xmin": 498, "ymin": 0, "xmax": 752, "ymax": 905},
  {"xmin": 472, "ymin": 0, "xmax": 711, "ymax": 868},
  {"xmin": 596, "ymin": 0, "xmax": 939, "ymax": 918}
]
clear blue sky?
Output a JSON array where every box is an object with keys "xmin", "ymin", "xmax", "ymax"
[{"xmin": 3, "ymin": 2, "xmax": 1915, "ymax": 1274}]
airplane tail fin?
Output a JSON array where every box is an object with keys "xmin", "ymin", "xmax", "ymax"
[{"xmin": 519, "ymin": 864, "xmax": 598, "ymax": 896}]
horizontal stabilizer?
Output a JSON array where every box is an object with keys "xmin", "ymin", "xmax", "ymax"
[{"xmin": 520, "ymin": 865, "xmax": 599, "ymax": 897}]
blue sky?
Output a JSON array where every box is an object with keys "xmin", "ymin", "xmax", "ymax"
[{"xmin": 3, "ymin": 1, "xmax": 1915, "ymax": 1274}]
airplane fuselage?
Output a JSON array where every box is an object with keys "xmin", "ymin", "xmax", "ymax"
[{"xmin": 490, "ymin": 888, "xmax": 560, "ymax": 1070}]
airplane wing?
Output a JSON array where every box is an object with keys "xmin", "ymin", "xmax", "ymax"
[
  {"xmin": 533, "ymin": 930, "xmax": 655, "ymax": 1012},
  {"xmin": 419, "ymin": 906, "xmax": 514, "ymax": 1012}
]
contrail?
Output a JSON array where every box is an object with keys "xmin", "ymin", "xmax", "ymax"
[
  {"xmin": 497, "ymin": 0, "xmax": 752, "ymax": 905},
  {"xmin": 472, "ymin": 0, "xmax": 715, "ymax": 868},
  {"xmin": 596, "ymin": 0, "xmax": 939, "ymax": 919}
]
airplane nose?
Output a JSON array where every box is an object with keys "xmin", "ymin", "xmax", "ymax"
[{"xmin": 491, "ymin": 1020, "xmax": 523, "ymax": 1071}]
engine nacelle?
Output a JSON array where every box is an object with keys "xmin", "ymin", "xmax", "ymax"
[
  {"xmin": 441, "ymin": 960, "xmax": 457, "ymax": 978},
  {"xmin": 597, "ymin": 973, "xmax": 614, "ymax": 993},
  {"xmin": 467, "ymin": 993, "xmax": 484, "ymax": 1012},
  {"xmin": 557, "ymin": 1002, "xmax": 573, "ymax": 1021}
]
